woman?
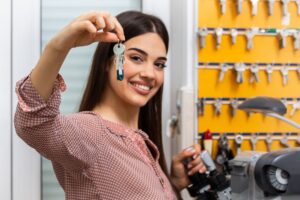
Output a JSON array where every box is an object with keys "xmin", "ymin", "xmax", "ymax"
[{"xmin": 14, "ymin": 10, "xmax": 206, "ymax": 199}]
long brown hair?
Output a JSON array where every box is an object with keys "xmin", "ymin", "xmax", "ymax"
[{"xmin": 79, "ymin": 11, "xmax": 179, "ymax": 195}]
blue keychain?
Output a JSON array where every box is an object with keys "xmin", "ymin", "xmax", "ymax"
[{"xmin": 113, "ymin": 42, "xmax": 125, "ymax": 81}]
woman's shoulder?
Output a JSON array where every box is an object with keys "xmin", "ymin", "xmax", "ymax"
[{"xmin": 63, "ymin": 111, "xmax": 106, "ymax": 130}]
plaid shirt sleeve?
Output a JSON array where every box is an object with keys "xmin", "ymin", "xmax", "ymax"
[{"xmin": 14, "ymin": 75, "xmax": 99, "ymax": 171}]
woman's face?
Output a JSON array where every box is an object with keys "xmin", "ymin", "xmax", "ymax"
[{"xmin": 107, "ymin": 32, "xmax": 167, "ymax": 108}]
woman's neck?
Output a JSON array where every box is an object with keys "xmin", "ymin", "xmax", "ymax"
[{"xmin": 93, "ymin": 90, "xmax": 140, "ymax": 129}]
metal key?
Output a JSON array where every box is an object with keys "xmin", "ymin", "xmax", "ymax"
[
  {"xmin": 293, "ymin": 31, "xmax": 300, "ymax": 50},
  {"xmin": 218, "ymin": 63, "xmax": 229, "ymax": 82},
  {"xmin": 265, "ymin": 133, "xmax": 273, "ymax": 152},
  {"xmin": 235, "ymin": 134, "xmax": 244, "ymax": 154},
  {"xmin": 250, "ymin": 134, "xmax": 258, "ymax": 150},
  {"xmin": 281, "ymin": 0, "xmax": 290, "ymax": 17},
  {"xmin": 278, "ymin": 29, "xmax": 288, "ymax": 48},
  {"xmin": 280, "ymin": 133, "xmax": 291, "ymax": 148},
  {"xmin": 250, "ymin": 63, "xmax": 259, "ymax": 83},
  {"xmin": 280, "ymin": 66, "xmax": 289, "ymax": 85},
  {"xmin": 296, "ymin": 0, "xmax": 300, "ymax": 15},
  {"xmin": 281, "ymin": 98, "xmax": 289, "ymax": 107},
  {"xmin": 199, "ymin": 28, "xmax": 208, "ymax": 48},
  {"xmin": 290, "ymin": 100, "xmax": 300, "ymax": 116},
  {"xmin": 265, "ymin": 64, "xmax": 273, "ymax": 83},
  {"xmin": 237, "ymin": 0, "xmax": 243, "ymax": 15},
  {"xmin": 230, "ymin": 29, "xmax": 238, "ymax": 45},
  {"xmin": 268, "ymin": 0, "xmax": 275, "ymax": 16},
  {"xmin": 215, "ymin": 28, "xmax": 223, "ymax": 49},
  {"xmin": 245, "ymin": 28, "xmax": 258, "ymax": 50},
  {"xmin": 214, "ymin": 98, "xmax": 223, "ymax": 116},
  {"xmin": 250, "ymin": 0, "xmax": 259, "ymax": 16},
  {"xmin": 198, "ymin": 98, "xmax": 206, "ymax": 116},
  {"xmin": 297, "ymin": 67, "xmax": 300, "ymax": 80},
  {"xmin": 113, "ymin": 42, "xmax": 125, "ymax": 81},
  {"xmin": 234, "ymin": 62, "xmax": 246, "ymax": 83},
  {"xmin": 297, "ymin": 133, "xmax": 300, "ymax": 145},
  {"xmin": 230, "ymin": 98, "xmax": 239, "ymax": 117},
  {"xmin": 220, "ymin": 0, "xmax": 226, "ymax": 15}
]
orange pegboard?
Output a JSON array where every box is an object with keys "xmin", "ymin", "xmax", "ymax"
[
  {"xmin": 198, "ymin": 0, "xmax": 300, "ymax": 28},
  {"xmin": 197, "ymin": 0, "xmax": 300, "ymax": 155}
]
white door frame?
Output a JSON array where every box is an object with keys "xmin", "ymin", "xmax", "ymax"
[
  {"xmin": 0, "ymin": 0, "xmax": 12, "ymax": 199},
  {"xmin": 12, "ymin": 0, "xmax": 41, "ymax": 199}
]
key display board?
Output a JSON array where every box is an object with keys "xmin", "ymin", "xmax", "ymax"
[{"xmin": 197, "ymin": 0, "xmax": 300, "ymax": 158}]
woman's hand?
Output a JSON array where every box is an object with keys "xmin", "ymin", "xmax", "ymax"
[
  {"xmin": 170, "ymin": 144, "xmax": 207, "ymax": 191},
  {"xmin": 48, "ymin": 11, "xmax": 125, "ymax": 52}
]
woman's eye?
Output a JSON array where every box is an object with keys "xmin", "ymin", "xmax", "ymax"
[
  {"xmin": 155, "ymin": 63, "xmax": 167, "ymax": 69},
  {"xmin": 130, "ymin": 56, "xmax": 143, "ymax": 62}
]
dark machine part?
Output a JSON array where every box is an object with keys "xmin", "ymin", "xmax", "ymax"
[
  {"xmin": 215, "ymin": 134, "xmax": 234, "ymax": 174},
  {"xmin": 254, "ymin": 148, "xmax": 300, "ymax": 196},
  {"xmin": 229, "ymin": 148, "xmax": 300, "ymax": 200},
  {"xmin": 185, "ymin": 150, "xmax": 231, "ymax": 200}
]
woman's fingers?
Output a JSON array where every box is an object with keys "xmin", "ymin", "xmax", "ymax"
[
  {"xmin": 74, "ymin": 20, "xmax": 97, "ymax": 34},
  {"xmin": 94, "ymin": 32, "xmax": 119, "ymax": 43},
  {"xmin": 77, "ymin": 11, "xmax": 125, "ymax": 41}
]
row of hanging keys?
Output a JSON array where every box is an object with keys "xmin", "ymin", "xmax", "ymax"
[
  {"xmin": 198, "ymin": 97, "xmax": 300, "ymax": 117},
  {"xmin": 218, "ymin": 0, "xmax": 300, "ymax": 16},
  {"xmin": 198, "ymin": 28, "xmax": 300, "ymax": 50},
  {"xmin": 199, "ymin": 62, "xmax": 300, "ymax": 85}
]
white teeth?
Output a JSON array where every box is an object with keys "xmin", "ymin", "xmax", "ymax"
[{"xmin": 132, "ymin": 83, "xmax": 150, "ymax": 91}]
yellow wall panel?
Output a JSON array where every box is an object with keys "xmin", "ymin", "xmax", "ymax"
[
  {"xmin": 198, "ymin": 35, "xmax": 300, "ymax": 63},
  {"xmin": 199, "ymin": 0, "xmax": 300, "ymax": 28},
  {"xmin": 198, "ymin": 69, "xmax": 300, "ymax": 97}
]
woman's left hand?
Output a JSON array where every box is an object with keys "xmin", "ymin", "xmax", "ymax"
[{"xmin": 170, "ymin": 144, "xmax": 206, "ymax": 191}]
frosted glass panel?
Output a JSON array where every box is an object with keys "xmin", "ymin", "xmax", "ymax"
[{"xmin": 41, "ymin": 1, "xmax": 141, "ymax": 199}]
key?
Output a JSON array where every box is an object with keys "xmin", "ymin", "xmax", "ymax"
[
  {"xmin": 268, "ymin": 0, "xmax": 275, "ymax": 16},
  {"xmin": 250, "ymin": 0, "xmax": 259, "ymax": 16},
  {"xmin": 280, "ymin": 133, "xmax": 290, "ymax": 148},
  {"xmin": 235, "ymin": 134, "xmax": 244, "ymax": 154},
  {"xmin": 297, "ymin": 67, "xmax": 300, "ymax": 80},
  {"xmin": 237, "ymin": 0, "xmax": 243, "ymax": 15},
  {"xmin": 293, "ymin": 31, "xmax": 300, "ymax": 50},
  {"xmin": 280, "ymin": 66, "xmax": 289, "ymax": 85},
  {"xmin": 113, "ymin": 42, "xmax": 125, "ymax": 81},
  {"xmin": 296, "ymin": 0, "xmax": 300, "ymax": 15},
  {"xmin": 214, "ymin": 98, "xmax": 223, "ymax": 116},
  {"xmin": 230, "ymin": 98, "xmax": 239, "ymax": 117},
  {"xmin": 281, "ymin": 0, "xmax": 290, "ymax": 17},
  {"xmin": 198, "ymin": 98, "xmax": 206, "ymax": 116},
  {"xmin": 218, "ymin": 63, "xmax": 229, "ymax": 82},
  {"xmin": 290, "ymin": 100, "xmax": 300, "ymax": 116},
  {"xmin": 250, "ymin": 134, "xmax": 258, "ymax": 150},
  {"xmin": 278, "ymin": 29, "xmax": 288, "ymax": 48},
  {"xmin": 250, "ymin": 63, "xmax": 259, "ymax": 83},
  {"xmin": 265, "ymin": 133, "xmax": 273, "ymax": 152},
  {"xmin": 220, "ymin": 0, "xmax": 226, "ymax": 15},
  {"xmin": 215, "ymin": 28, "xmax": 223, "ymax": 49},
  {"xmin": 234, "ymin": 62, "xmax": 246, "ymax": 83},
  {"xmin": 281, "ymin": 98, "xmax": 288, "ymax": 107},
  {"xmin": 230, "ymin": 29, "xmax": 238, "ymax": 45},
  {"xmin": 199, "ymin": 28, "xmax": 208, "ymax": 48},
  {"xmin": 265, "ymin": 64, "xmax": 273, "ymax": 83},
  {"xmin": 297, "ymin": 133, "xmax": 300, "ymax": 145},
  {"xmin": 245, "ymin": 28, "xmax": 258, "ymax": 50}
]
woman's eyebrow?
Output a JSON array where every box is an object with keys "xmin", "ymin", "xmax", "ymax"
[{"xmin": 127, "ymin": 47, "xmax": 167, "ymax": 61}]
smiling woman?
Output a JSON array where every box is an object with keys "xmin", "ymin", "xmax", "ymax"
[{"xmin": 14, "ymin": 7, "xmax": 206, "ymax": 200}]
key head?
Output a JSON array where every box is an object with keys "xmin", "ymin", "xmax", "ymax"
[
  {"xmin": 113, "ymin": 43, "xmax": 125, "ymax": 55},
  {"xmin": 235, "ymin": 134, "xmax": 243, "ymax": 144},
  {"xmin": 199, "ymin": 28, "xmax": 208, "ymax": 36}
]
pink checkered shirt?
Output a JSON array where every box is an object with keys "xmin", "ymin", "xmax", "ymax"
[{"xmin": 14, "ymin": 75, "xmax": 177, "ymax": 200}]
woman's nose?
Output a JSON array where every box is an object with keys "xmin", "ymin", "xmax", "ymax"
[{"xmin": 140, "ymin": 63, "xmax": 155, "ymax": 79}]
